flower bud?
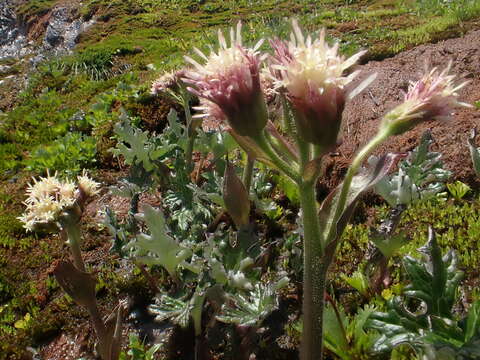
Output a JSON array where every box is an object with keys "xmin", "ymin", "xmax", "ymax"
[
  {"xmin": 223, "ymin": 162, "xmax": 250, "ymax": 228},
  {"xmin": 291, "ymin": 86, "xmax": 345, "ymax": 147}
]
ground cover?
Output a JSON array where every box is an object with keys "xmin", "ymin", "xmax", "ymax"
[{"xmin": 1, "ymin": 1, "xmax": 480, "ymax": 359}]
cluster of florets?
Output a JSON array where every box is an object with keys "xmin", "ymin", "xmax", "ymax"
[
  {"xmin": 151, "ymin": 69, "xmax": 187, "ymax": 96},
  {"xmin": 383, "ymin": 64, "xmax": 471, "ymax": 135},
  {"xmin": 151, "ymin": 20, "xmax": 469, "ymax": 148},
  {"xmin": 18, "ymin": 171, "xmax": 100, "ymax": 232}
]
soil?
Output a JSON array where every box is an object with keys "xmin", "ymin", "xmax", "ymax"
[
  {"xmin": 16, "ymin": 29, "xmax": 480, "ymax": 360},
  {"xmin": 323, "ymin": 28, "xmax": 480, "ymax": 190}
]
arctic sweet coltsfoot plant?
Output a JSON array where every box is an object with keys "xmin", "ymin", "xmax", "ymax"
[
  {"xmin": 182, "ymin": 20, "xmax": 470, "ymax": 360},
  {"xmin": 18, "ymin": 172, "xmax": 125, "ymax": 360}
]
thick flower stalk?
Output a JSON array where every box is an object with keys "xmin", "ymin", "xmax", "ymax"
[
  {"xmin": 183, "ymin": 22, "xmax": 268, "ymax": 138},
  {"xmin": 18, "ymin": 172, "xmax": 120, "ymax": 360},
  {"xmin": 331, "ymin": 66, "xmax": 472, "ymax": 276},
  {"xmin": 381, "ymin": 64, "xmax": 471, "ymax": 136},
  {"xmin": 262, "ymin": 21, "xmax": 372, "ymax": 360},
  {"xmin": 267, "ymin": 19, "xmax": 369, "ymax": 149}
]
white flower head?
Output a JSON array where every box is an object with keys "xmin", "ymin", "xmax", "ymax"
[
  {"xmin": 266, "ymin": 19, "xmax": 371, "ymax": 146},
  {"xmin": 77, "ymin": 170, "xmax": 100, "ymax": 197},
  {"xmin": 18, "ymin": 171, "xmax": 100, "ymax": 232},
  {"xmin": 151, "ymin": 68, "xmax": 187, "ymax": 95},
  {"xmin": 19, "ymin": 172, "xmax": 76, "ymax": 231}
]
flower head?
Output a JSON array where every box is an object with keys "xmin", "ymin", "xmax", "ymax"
[
  {"xmin": 151, "ymin": 69, "xmax": 187, "ymax": 96},
  {"xmin": 267, "ymin": 20, "xmax": 369, "ymax": 147},
  {"xmin": 77, "ymin": 170, "xmax": 100, "ymax": 197},
  {"xmin": 18, "ymin": 171, "xmax": 100, "ymax": 232},
  {"xmin": 183, "ymin": 22, "xmax": 268, "ymax": 137},
  {"xmin": 382, "ymin": 64, "xmax": 472, "ymax": 135}
]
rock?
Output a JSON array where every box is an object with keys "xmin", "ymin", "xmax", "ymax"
[
  {"xmin": 0, "ymin": 0, "xmax": 17, "ymax": 46},
  {"xmin": 43, "ymin": 7, "xmax": 85, "ymax": 52},
  {"xmin": 0, "ymin": 1, "xmax": 96, "ymax": 64},
  {"xmin": 0, "ymin": 0, "xmax": 31, "ymax": 61}
]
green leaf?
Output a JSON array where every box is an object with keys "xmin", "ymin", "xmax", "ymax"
[
  {"xmin": 320, "ymin": 153, "xmax": 400, "ymax": 259},
  {"xmin": 127, "ymin": 205, "xmax": 192, "ymax": 277},
  {"xmin": 465, "ymin": 301, "xmax": 480, "ymax": 342},
  {"xmin": 217, "ymin": 281, "xmax": 285, "ymax": 327},
  {"xmin": 341, "ymin": 270, "xmax": 369, "ymax": 297},
  {"xmin": 323, "ymin": 303, "xmax": 349, "ymax": 359},
  {"xmin": 468, "ymin": 128, "xmax": 480, "ymax": 177},
  {"xmin": 14, "ymin": 313, "xmax": 31, "ymax": 330},
  {"xmin": 149, "ymin": 294, "xmax": 191, "ymax": 328},
  {"xmin": 446, "ymin": 181, "xmax": 471, "ymax": 201},
  {"xmin": 366, "ymin": 228, "xmax": 467, "ymax": 355}
]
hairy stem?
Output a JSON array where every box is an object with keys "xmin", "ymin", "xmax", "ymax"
[
  {"xmin": 299, "ymin": 181, "xmax": 326, "ymax": 360},
  {"xmin": 63, "ymin": 220, "xmax": 86, "ymax": 272}
]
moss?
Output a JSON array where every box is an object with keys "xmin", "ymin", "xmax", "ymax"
[{"xmin": 16, "ymin": 0, "xmax": 58, "ymax": 18}]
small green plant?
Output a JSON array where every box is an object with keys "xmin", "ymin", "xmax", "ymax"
[
  {"xmin": 446, "ymin": 180, "xmax": 471, "ymax": 201},
  {"xmin": 25, "ymin": 133, "xmax": 97, "ymax": 175},
  {"xmin": 363, "ymin": 131, "xmax": 451, "ymax": 295},
  {"xmin": 119, "ymin": 334, "xmax": 161, "ymax": 360},
  {"xmin": 323, "ymin": 301, "xmax": 378, "ymax": 360},
  {"xmin": 367, "ymin": 228, "xmax": 480, "ymax": 358},
  {"xmin": 372, "ymin": 130, "xmax": 451, "ymax": 207}
]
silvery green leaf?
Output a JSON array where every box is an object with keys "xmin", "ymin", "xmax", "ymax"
[
  {"xmin": 321, "ymin": 153, "xmax": 400, "ymax": 258},
  {"xmin": 149, "ymin": 294, "xmax": 191, "ymax": 328},
  {"xmin": 216, "ymin": 282, "xmax": 280, "ymax": 327},
  {"xmin": 371, "ymin": 130, "xmax": 451, "ymax": 206},
  {"xmin": 126, "ymin": 205, "xmax": 192, "ymax": 277}
]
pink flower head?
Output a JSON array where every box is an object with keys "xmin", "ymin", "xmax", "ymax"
[
  {"xmin": 183, "ymin": 22, "xmax": 268, "ymax": 137},
  {"xmin": 151, "ymin": 69, "xmax": 187, "ymax": 95},
  {"xmin": 383, "ymin": 64, "xmax": 472, "ymax": 135},
  {"xmin": 267, "ymin": 20, "xmax": 370, "ymax": 147}
]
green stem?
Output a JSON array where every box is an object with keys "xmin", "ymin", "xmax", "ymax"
[
  {"xmin": 183, "ymin": 93, "xmax": 196, "ymax": 172},
  {"xmin": 252, "ymin": 131, "xmax": 300, "ymax": 183},
  {"xmin": 299, "ymin": 181, "xmax": 326, "ymax": 360},
  {"xmin": 267, "ymin": 131, "xmax": 299, "ymax": 164},
  {"xmin": 280, "ymin": 95, "xmax": 295, "ymax": 135},
  {"xmin": 63, "ymin": 219, "xmax": 86, "ymax": 272},
  {"xmin": 327, "ymin": 131, "xmax": 389, "ymax": 243},
  {"xmin": 185, "ymin": 132, "xmax": 196, "ymax": 172},
  {"xmin": 242, "ymin": 155, "xmax": 255, "ymax": 194},
  {"xmin": 298, "ymin": 140, "xmax": 311, "ymax": 170}
]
